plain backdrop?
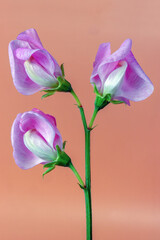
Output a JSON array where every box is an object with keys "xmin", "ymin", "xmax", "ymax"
[{"xmin": 1, "ymin": 0, "xmax": 160, "ymax": 239}]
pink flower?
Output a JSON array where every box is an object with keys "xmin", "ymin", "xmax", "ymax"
[
  {"xmin": 9, "ymin": 29, "xmax": 62, "ymax": 95},
  {"xmin": 90, "ymin": 39, "xmax": 154, "ymax": 105},
  {"xmin": 11, "ymin": 108, "xmax": 63, "ymax": 169}
]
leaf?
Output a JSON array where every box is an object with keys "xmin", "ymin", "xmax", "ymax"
[
  {"xmin": 62, "ymin": 141, "xmax": 67, "ymax": 150},
  {"xmin": 56, "ymin": 145, "xmax": 62, "ymax": 156},
  {"xmin": 111, "ymin": 100, "xmax": 124, "ymax": 104},
  {"xmin": 60, "ymin": 63, "xmax": 65, "ymax": 77},
  {"xmin": 42, "ymin": 166, "xmax": 55, "ymax": 177},
  {"xmin": 43, "ymin": 162, "xmax": 56, "ymax": 168},
  {"xmin": 41, "ymin": 92, "xmax": 54, "ymax": 99},
  {"xmin": 93, "ymin": 83, "xmax": 100, "ymax": 96}
]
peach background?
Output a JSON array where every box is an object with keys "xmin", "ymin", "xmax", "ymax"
[{"xmin": 1, "ymin": 0, "xmax": 160, "ymax": 239}]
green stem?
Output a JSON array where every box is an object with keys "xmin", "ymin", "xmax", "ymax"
[
  {"xmin": 89, "ymin": 107, "xmax": 98, "ymax": 129},
  {"xmin": 70, "ymin": 88, "xmax": 93, "ymax": 240},
  {"xmin": 71, "ymin": 89, "xmax": 81, "ymax": 107},
  {"xmin": 69, "ymin": 162, "xmax": 85, "ymax": 188},
  {"xmin": 71, "ymin": 88, "xmax": 87, "ymax": 130},
  {"xmin": 84, "ymin": 128, "xmax": 92, "ymax": 240}
]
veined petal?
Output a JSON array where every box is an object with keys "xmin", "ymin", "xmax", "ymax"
[
  {"xmin": 93, "ymin": 43, "xmax": 111, "ymax": 69},
  {"xmin": 31, "ymin": 109, "xmax": 63, "ymax": 149},
  {"xmin": 103, "ymin": 61, "xmax": 128, "ymax": 96},
  {"xmin": 24, "ymin": 130, "xmax": 57, "ymax": 161},
  {"xmin": 9, "ymin": 40, "xmax": 43, "ymax": 95},
  {"xmin": 17, "ymin": 28, "xmax": 43, "ymax": 49},
  {"xmin": 115, "ymin": 52, "xmax": 154, "ymax": 101},
  {"xmin": 20, "ymin": 111, "xmax": 56, "ymax": 149},
  {"xmin": 24, "ymin": 58, "xmax": 58, "ymax": 88},
  {"xmin": 11, "ymin": 114, "xmax": 46, "ymax": 169}
]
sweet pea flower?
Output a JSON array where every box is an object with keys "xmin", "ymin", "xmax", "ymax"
[
  {"xmin": 11, "ymin": 108, "xmax": 63, "ymax": 170},
  {"xmin": 8, "ymin": 28, "xmax": 63, "ymax": 95},
  {"xmin": 90, "ymin": 39, "xmax": 154, "ymax": 105}
]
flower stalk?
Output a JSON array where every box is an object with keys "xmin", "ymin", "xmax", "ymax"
[{"xmin": 71, "ymin": 88, "xmax": 93, "ymax": 240}]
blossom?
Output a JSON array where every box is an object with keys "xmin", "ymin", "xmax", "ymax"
[
  {"xmin": 90, "ymin": 39, "xmax": 154, "ymax": 105},
  {"xmin": 8, "ymin": 28, "xmax": 63, "ymax": 95},
  {"xmin": 11, "ymin": 108, "xmax": 63, "ymax": 169}
]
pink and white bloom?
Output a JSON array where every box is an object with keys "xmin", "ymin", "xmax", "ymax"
[
  {"xmin": 9, "ymin": 28, "xmax": 62, "ymax": 95},
  {"xmin": 90, "ymin": 39, "xmax": 154, "ymax": 104},
  {"xmin": 11, "ymin": 108, "xmax": 63, "ymax": 169}
]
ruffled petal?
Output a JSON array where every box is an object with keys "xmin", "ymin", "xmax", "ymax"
[
  {"xmin": 11, "ymin": 114, "xmax": 46, "ymax": 169},
  {"xmin": 114, "ymin": 52, "xmax": 154, "ymax": 101},
  {"xmin": 31, "ymin": 109, "xmax": 63, "ymax": 149},
  {"xmin": 32, "ymin": 108, "xmax": 57, "ymax": 126},
  {"xmin": 106, "ymin": 39, "xmax": 132, "ymax": 63},
  {"xmin": 20, "ymin": 111, "xmax": 57, "ymax": 148},
  {"xmin": 91, "ymin": 40, "xmax": 132, "ymax": 94},
  {"xmin": 93, "ymin": 43, "xmax": 111, "ymax": 69},
  {"xmin": 97, "ymin": 39, "xmax": 132, "ymax": 85},
  {"xmin": 24, "ymin": 129, "xmax": 57, "ymax": 161},
  {"xmin": 17, "ymin": 28, "xmax": 43, "ymax": 49},
  {"xmin": 8, "ymin": 40, "xmax": 43, "ymax": 95}
]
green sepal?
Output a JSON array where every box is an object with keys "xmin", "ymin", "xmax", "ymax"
[
  {"xmin": 105, "ymin": 94, "xmax": 112, "ymax": 102},
  {"xmin": 43, "ymin": 162, "xmax": 56, "ymax": 168},
  {"xmin": 93, "ymin": 83, "xmax": 100, "ymax": 96},
  {"xmin": 56, "ymin": 76, "xmax": 72, "ymax": 93},
  {"xmin": 110, "ymin": 100, "xmax": 124, "ymax": 104},
  {"xmin": 41, "ymin": 63, "xmax": 71, "ymax": 98},
  {"xmin": 42, "ymin": 166, "xmax": 55, "ymax": 177},
  {"xmin": 60, "ymin": 64, "xmax": 65, "ymax": 77},
  {"xmin": 55, "ymin": 145, "xmax": 71, "ymax": 167},
  {"xmin": 41, "ymin": 91, "xmax": 55, "ymax": 99},
  {"xmin": 63, "ymin": 141, "xmax": 67, "ymax": 150},
  {"xmin": 94, "ymin": 95, "xmax": 110, "ymax": 111}
]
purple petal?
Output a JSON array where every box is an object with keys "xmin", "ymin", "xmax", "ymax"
[
  {"xmin": 17, "ymin": 28, "xmax": 43, "ymax": 49},
  {"xmin": 32, "ymin": 108, "xmax": 57, "ymax": 126},
  {"xmin": 112, "ymin": 96, "xmax": 130, "ymax": 105},
  {"xmin": 24, "ymin": 58, "xmax": 58, "ymax": 88},
  {"xmin": 16, "ymin": 48, "xmax": 56, "ymax": 76},
  {"xmin": 34, "ymin": 109, "xmax": 63, "ymax": 149},
  {"xmin": 98, "ymin": 39, "xmax": 132, "ymax": 85},
  {"xmin": 20, "ymin": 111, "xmax": 56, "ymax": 148},
  {"xmin": 114, "ymin": 52, "xmax": 154, "ymax": 101},
  {"xmin": 93, "ymin": 42, "xmax": 111, "ymax": 69},
  {"xmin": 9, "ymin": 40, "xmax": 43, "ymax": 95},
  {"xmin": 20, "ymin": 110, "xmax": 62, "ymax": 150},
  {"xmin": 11, "ymin": 114, "xmax": 46, "ymax": 169},
  {"xmin": 91, "ymin": 39, "xmax": 132, "ymax": 94},
  {"xmin": 31, "ymin": 109, "xmax": 63, "ymax": 149},
  {"xmin": 106, "ymin": 39, "xmax": 132, "ymax": 62},
  {"xmin": 49, "ymin": 54, "xmax": 62, "ymax": 78}
]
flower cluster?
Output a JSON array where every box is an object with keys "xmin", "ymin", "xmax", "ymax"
[{"xmin": 9, "ymin": 28, "xmax": 154, "ymax": 172}]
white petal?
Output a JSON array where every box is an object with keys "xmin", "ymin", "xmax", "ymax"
[
  {"xmin": 24, "ymin": 60, "xmax": 58, "ymax": 88},
  {"xmin": 103, "ymin": 61, "xmax": 128, "ymax": 96},
  {"xmin": 24, "ymin": 129, "xmax": 57, "ymax": 161}
]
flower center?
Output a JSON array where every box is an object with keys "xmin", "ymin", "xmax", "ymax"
[{"xmin": 23, "ymin": 129, "xmax": 57, "ymax": 161}]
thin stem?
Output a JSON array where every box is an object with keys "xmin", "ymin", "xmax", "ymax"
[
  {"xmin": 89, "ymin": 107, "xmax": 98, "ymax": 129},
  {"xmin": 69, "ymin": 162, "xmax": 85, "ymax": 188},
  {"xmin": 84, "ymin": 128, "xmax": 92, "ymax": 240},
  {"xmin": 71, "ymin": 88, "xmax": 87, "ymax": 130},
  {"xmin": 71, "ymin": 88, "xmax": 81, "ymax": 107},
  {"xmin": 70, "ymin": 88, "xmax": 92, "ymax": 240}
]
